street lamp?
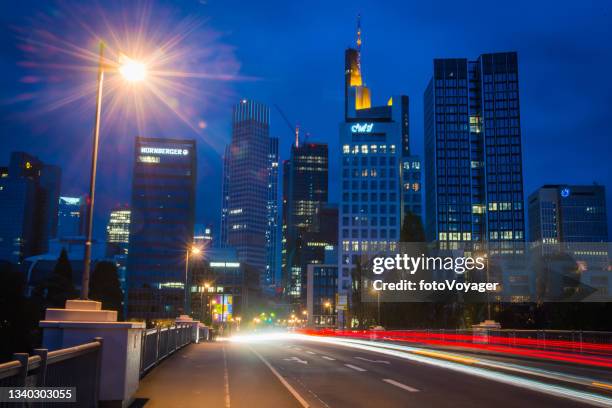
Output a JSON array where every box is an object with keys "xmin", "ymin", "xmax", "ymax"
[
  {"xmin": 200, "ymin": 282, "xmax": 211, "ymax": 322},
  {"xmin": 81, "ymin": 42, "xmax": 147, "ymax": 299},
  {"xmin": 371, "ymin": 287, "xmax": 381, "ymax": 325},
  {"xmin": 184, "ymin": 245, "xmax": 202, "ymax": 315},
  {"xmin": 324, "ymin": 301, "xmax": 332, "ymax": 326},
  {"xmin": 211, "ymin": 299, "xmax": 217, "ymax": 323}
]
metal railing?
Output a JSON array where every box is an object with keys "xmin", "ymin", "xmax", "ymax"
[
  {"xmin": 0, "ymin": 338, "xmax": 103, "ymax": 407},
  {"xmin": 0, "ymin": 324, "xmax": 198, "ymax": 406},
  {"xmin": 139, "ymin": 324, "xmax": 195, "ymax": 376}
]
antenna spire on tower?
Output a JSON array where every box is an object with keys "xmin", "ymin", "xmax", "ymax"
[{"xmin": 356, "ymin": 13, "xmax": 362, "ymax": 51}]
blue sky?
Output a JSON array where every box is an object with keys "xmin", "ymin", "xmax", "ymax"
[{"xmin": 0, "ymin": 0, "xmax": 610, "ymax": 239}]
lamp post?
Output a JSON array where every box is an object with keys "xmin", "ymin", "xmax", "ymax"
[
  {"xmin": 324, "ymin": 301, "xmax": 332, "ymax": 327},
  {"xmin": 376, "ymin": 289, "xmax": 381, "ymax": 325},
  {"xmin": 210, "ymin": 299, "xmax": 217, "ymax": 324},
  {"xmin": 184, "ymin": 246, "xmax": 201, "ymax": 315},
  {"xmin": 81, "ymin": 42, "xmax": 146, "ymax": 299},
  {"xmin": 200, "ymin": 282, "xmax": 211, "ymax": 323}
]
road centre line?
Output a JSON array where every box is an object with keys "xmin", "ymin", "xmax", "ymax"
[
  {"xmin": 382, "ymin": 378, "xmax": 420, "ymax": 393},
  {"xmin": 344, "ymin": 364, "xmax": 367, "ymax": 372}
]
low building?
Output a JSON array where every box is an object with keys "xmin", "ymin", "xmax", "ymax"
[{"xmin": 306, "ymin": 264, "xmax": 338, "ymax": 327}]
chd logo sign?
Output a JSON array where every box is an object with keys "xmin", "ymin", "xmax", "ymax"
[{"xmin": 351, "ymin": 123, "xmax": 374, "ymax": 133}]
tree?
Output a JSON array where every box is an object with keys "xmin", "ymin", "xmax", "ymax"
[
  {"xmin": 400, "ymin": 211, "xmax": 426, "ymax": 243},
  {"xmin": 43, "ymin": 249, "xmax": 77, "ymax": 308},
  {"xmin": 380, "ymin": 212, "xmax": 434, "ymax": 328},
  {"xmin": 90, "ymin": 261, "xmax": 124, "ymax": 320},
  {"xmin": 0, "ymin": 261, "xmax": 41, "ymax": 361}
]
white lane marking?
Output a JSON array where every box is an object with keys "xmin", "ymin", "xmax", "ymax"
[
  {"xmin": 294, "ymin": 347, "xmax": 302, "ymax": 351},
  {"xmin": 344, "ymin": 364, "xmax": 367, "ymax": 372},
  {"xmin": 321, "ymin": 356, "xmax": 336, "ymax": 361},
  {"xmin": 222, "ymin": 346, "xmax": 231, "ymax": 408},
  {"xmin": 355, "ymin": 356, "xmax": 390, "ymax": 364},
  {"xmin": 305, "ymin": 351, "xmax": 316, "ymax": 355},
  {"xmin": 250, "ymin": 347, "xmax": 310, "ymax": 408},
  {"xmin": 382, "ymin": 378, "xmax": 419, "ymax": 393},
  {"xmin": 284, "ymin": 356, "xmax": 309, "ymax": 365}
]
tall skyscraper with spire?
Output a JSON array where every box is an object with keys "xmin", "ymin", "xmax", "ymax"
[{"xmin": 338, "ymin": 17, "xmax": 422, "ymax": 326}]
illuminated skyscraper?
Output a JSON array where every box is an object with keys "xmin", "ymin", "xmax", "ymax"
[
  {"xmin": 282, "ymin": 142, "xmax": 329, "ymax": 304},
  {"xmin": 338, "ymin": 18, "xmax": 422, "ymax": 324},
  {"xmin": 424, "ymin": 52, "xmax": 525, "ymax": 243},
  {"xmin": 106, "ymin": 205, "xmax": 131, "ymax": 256},
  {"xmin": 264, "ymin": 137, "xmax": 280, "ymax": 292},
  {"xmin": 220, "ymin": 145, "xmax": 230, "ymax": 246},
  {"xmin": 57, "ymin": 196, "xmax": 86, "ymax": 238},
  {"xmin": 126, "ymin": 137, "xmax": 197, "ymax": 320},
  {"xmin": 221, "ymin": 100, "xmax": 270, "ymax": 282}
]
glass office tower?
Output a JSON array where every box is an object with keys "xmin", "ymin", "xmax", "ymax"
[
  {"xmin": 529, "ymin": 185, "xmax": 608, "ymax": 243},
  {"xmin": 106, "ymin": 205, "xmax": 131, "ymax": 256},
  {"xmin": 282, "ymin": 142, "xmax": 329, "ymax": 304},
  {"xmin": 57, "ymin": 196, "xmax": 86, "ymax": 238},
  {"xmin": 264, "ymin": 137, "xmax": 280, "ymax": 292},
  {"xmin": 424, "ymin": 52, "xmax": 525, "ymax": 244},
  {"xmin": 126, "ymin": 137, "xmax": 197, "ymax": 320},
  {"xmin": 528, "ymin": 185, "xmax": 609, "ymax": 298},
  {"xmin": 221, "ymin": 100, "xmax": 271, "ymax": 282}
]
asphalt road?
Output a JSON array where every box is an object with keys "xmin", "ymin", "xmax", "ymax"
[{"xmin": 132, "ymin": 338, "xmax": 611, "ymax": 408}]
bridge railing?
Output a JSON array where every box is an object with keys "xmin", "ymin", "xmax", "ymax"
[
  {"xmin": 139, "ymin": 324, "xmax": 195, "ymax": 376},
  {"xmin": 0, "ymin": 338, "xmax": 103, "ymax": 406}
]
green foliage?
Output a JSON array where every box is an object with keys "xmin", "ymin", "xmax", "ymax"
[{"xmin": 90, "ymin": 261, "xmax": 124, "ymax": 320}]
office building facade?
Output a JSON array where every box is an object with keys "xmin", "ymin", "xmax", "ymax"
[
  {"xmin": 282, "ymin": 143, "xmax": 329, "ymax": 304},
  {"xmin": 106, "ymin": 205, "xmax": 131, "ymax": 256},
  {"xmin": 338, "ymin": 21, "xmax": 421, "ymax": 320},
  {"xmin": 0, "ymin": 152, "xmax": 61, "ymax": 263},
  {"xmin": 189, "ymin": 248, "xmax": 245, "ymax": 324},
  {"xmin": 57, "ymin": 196, "xmax": 86, "ymax": 238},
  {"xmin": 528, "ymin": 185, "xmax": 610, "ymax": 299},
  {"xmin": 126, "ymin": 137, "xmax": 197, "ymax": 320},
  {"xmin": 528, "ymin": 185, "xmax": 608, "ymax": 243},
  {"xmin": 307, "ymin": 264, "xmax": 338, "ymax": 327},
  {"xmin": 424, "ymin": 52, "xmax": 525, "ymax": 244},
  {"xmin": 221, "ymin": 100, "xmax": 271, "ymax": 282},
  {"xmin": 264, "ymin": 137, "xmax": 280, "ymax": 291}
]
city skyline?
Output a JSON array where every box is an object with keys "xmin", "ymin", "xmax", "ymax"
[{"xmin": 0, "ymin": 0, "xmax": 610, "ymax": 240}]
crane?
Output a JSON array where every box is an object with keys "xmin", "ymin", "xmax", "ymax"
[{"xmin": 274, "ymin": 104, "xmax": 303, "ymax": 147}]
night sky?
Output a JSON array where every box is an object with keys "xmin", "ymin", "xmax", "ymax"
[{"xmin": 0, "ymin": 0, "xmax": 610, "ymax": 240}]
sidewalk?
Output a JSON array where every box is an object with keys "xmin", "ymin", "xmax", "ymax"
[{"xmin": 131, "ymin": 341, "xmax": 301, "ymax": 408}]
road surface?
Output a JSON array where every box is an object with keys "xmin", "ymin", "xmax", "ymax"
[{"xmin": 132, "ymin": 336, "xmax": 612, "ymax": 408}]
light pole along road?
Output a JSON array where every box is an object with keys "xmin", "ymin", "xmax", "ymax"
[{"xmin": 81, "ymin": 41, "xmax": 147, "ymax": 299}]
